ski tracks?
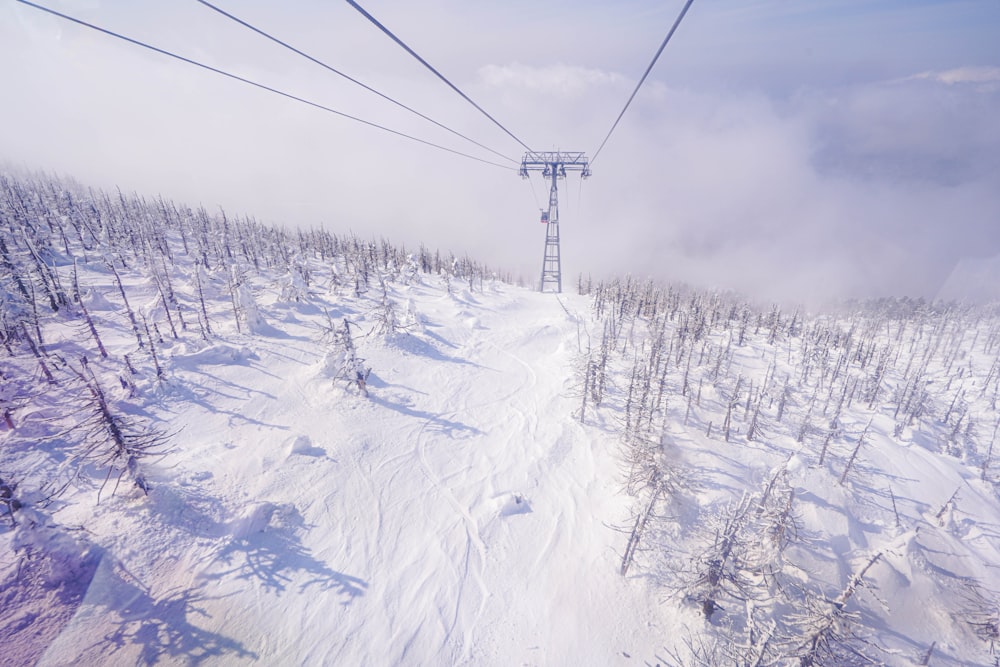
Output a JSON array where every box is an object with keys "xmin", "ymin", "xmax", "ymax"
[
  {"xmin": 413, "ymin": 407, "xmax": 490, "ymax": 663},
  {"xmin": 325, "ymin": 289, "xmax": 586, "ymax": 664},
  {"xmin": 398, "ymin": 309, "xmax": 556, "ymax": 663}
]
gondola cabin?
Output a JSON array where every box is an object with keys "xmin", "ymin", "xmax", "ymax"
[{"xmin": 540, "ymin": 211, "xmax": 549, "ymax": 224}]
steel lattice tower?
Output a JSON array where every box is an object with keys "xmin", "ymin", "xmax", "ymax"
[{"xmin": 519, "ymin": 151, "xmax": 590, "ymax": 293}]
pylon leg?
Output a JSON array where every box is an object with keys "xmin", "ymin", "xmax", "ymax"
[
  {"xmin": 539, "ymin": 166, "xmax": 561, "ymax": 293},
  {"xmin": 540, "ymin": 220, "xmax": 561, "ymax": 293}
]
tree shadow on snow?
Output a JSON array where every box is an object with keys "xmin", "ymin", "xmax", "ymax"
[
  {"xmin": 368, "ymin": 395, "xmax": 483, "ymax": 437},
  {"xmin": 143, "ymin": 483, "xmax": 229, "ymax": 541},
  {"xmin": 363, "ymin": 375, "xmax": 428, "ymax": 395},
  {"xmin": 386, "ymin": 331, "xmax": 481, "ymax": 367},
  {"xmin": 421, "ymin": 326, "xmax": 459, "ymax": 349},
  {"xmin": 242, "ymin": 321, "xmax": 310, "ymax": 341},
  {"xmin": 164, "ymin": 381, "xmax": 289, "ymax": 432},
  {"xmin": 0, "ymin": 526, "xmax": 102, "ymax": 667},
  {"xmin": 174, "ymin": 366, "xmax": 279, "ymax": 400},
  {"xmin": 79, "ymin": 556, "xmax": 258, "ymax": 666},
  {"xmin": 204, "ymin": 503, "xmax": 367, "ymax": 602},
  {"xmin": 2, "ymin": 523, "xmax": 255, "ymax": 667}
]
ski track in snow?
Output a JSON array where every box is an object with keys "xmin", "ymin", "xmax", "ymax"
[
  {"xmin": 372, "ymin": 297, "xmax": 600, "ymax": 665},
  {"xmin": 61, "ymin": 283, "xmax": 663, "ymax": 667},
  {"xmin": 13, "ymin": 233, "xmax": 999, "ymax": 665}
]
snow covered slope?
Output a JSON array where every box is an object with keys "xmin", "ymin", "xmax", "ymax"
[
  {"xmin": 0, "ymin": 175, "xmax": 668, "ymax": 666},
  {"xmin": 2, "ymin": 173, "xmax": 1000, "ymax": 666},
  {"xmin": 30, "ymin": 284, "xmax": 663, "ymax": 666}
]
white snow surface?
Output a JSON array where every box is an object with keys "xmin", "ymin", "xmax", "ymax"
[
  {"xmin": 3, "ymin": 181, "xmax": 1000, "ymax": 666},
  {"xmin": 13, "ymin": 282, "xmax": 665, "ymax": 666}
]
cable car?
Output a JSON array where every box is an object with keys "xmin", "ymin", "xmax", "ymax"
[{"xmin": 540, "ymin": 210, "xmax": 549, "ymax": 224}]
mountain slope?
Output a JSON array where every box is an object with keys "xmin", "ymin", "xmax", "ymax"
[
  {"xmin": 28, "ymin": 282, "xmax": 665, "ymax": 666},
  {"xmin": 3, "ymin": 172, "xmax": 1000, "ymax": 666},
  {"xmin": 0, "ymin": 173, "xmax": 670, "ymax": 665}
]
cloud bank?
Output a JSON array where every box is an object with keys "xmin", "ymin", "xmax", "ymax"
[{"xmin": 2, "ymin": 0, "xmax": 998, "ymax": 304}]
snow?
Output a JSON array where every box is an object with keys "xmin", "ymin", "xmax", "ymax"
[
  {"xmin": 171, "ymin": 342, "xmax": 258, "ymax": 366},
  {"xmin": 3, "ymin": 176, "xmax": 1000, "ymax": 666},
  {"xmin": 4, "ymin": 270, "xmax": 665, "ymax": 665}
]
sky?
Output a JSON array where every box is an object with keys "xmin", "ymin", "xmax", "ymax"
[{"xmin": 2, "ymin": 0, "xmax": 999, "ymax": 303}]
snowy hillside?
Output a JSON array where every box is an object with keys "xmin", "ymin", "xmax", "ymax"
[{"xmin": 2, "ymin": 172, "xmax": 1000, "ymax": 666}]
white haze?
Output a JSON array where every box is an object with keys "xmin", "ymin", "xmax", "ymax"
[{"xmin": 2, "ymin": 0, "xmax": 999, "ymax": 303}]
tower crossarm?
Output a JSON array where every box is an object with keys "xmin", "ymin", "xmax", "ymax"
[{"xmin": 519, "ymin": 151, "xmax": 591, "ymax": 178}]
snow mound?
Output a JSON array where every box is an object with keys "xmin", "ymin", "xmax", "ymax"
[
  {"xmin": 171, "ymin": 343, "xmax": 258, "ymax": 366},
  {"xmin": 228, "ymin": 502, "xmax": 279, "ymax": 540},
  {"xmin": 286, "ymin": 434, "xmax": 325, "ymax": 457},
  {"xmin": 485, "ymin": 492, "xmax": 532, "ymax": 518},
  {"xmin": 84, "ymin": 289, "xmax": 117, "ymax": 312},
  {"xmin": 456, "ymin": 310, "xmax": 483, "ymax": 329}
]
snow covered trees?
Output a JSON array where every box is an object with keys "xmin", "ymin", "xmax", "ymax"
[
  {"xmin": 228, "ymin": 265, "xmax": 267, "ymax": 335},
  {"xmin": 1, "ymin": 171, "xmax": 520, "ymax": 516},
  {"xmin": 69, "ymin": 359, "xmax": 163, "ymax": 499},
  {"xmin": 319, "ymin": 316, "xmax": 370, "ymax": 397},
  {"xmin": 783, "ymin": 550, "xmax": 885, "ymax": 666},
  {"xmin": 337, "ymin": 319, "xmax": 370, "ymax": 397},
  {"xmin": 577, "ymin": 274, "xmax": 1000, "ymax": 665},
  {"xmin": 0, "ymin": 474, "xmax": 21, "ymax": 526},
  {"xmin": 4, "ymin": 169, "xmax": 1000, "ymax": 666}
]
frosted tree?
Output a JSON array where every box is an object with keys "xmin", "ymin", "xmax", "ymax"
[
  {"xmin": 370, "ymin": 275, "xmax": 405, "ymax": 337},
  {"xmin": 0, "ymin": 474, "xmax": 22, "ymax": 526},
  {"xmin": 69, "ymin": 359, "xmax": 167, "ymax": 500},
  {"xmin": 322, "ymin": 318, "xmax": 370, "ymax": 397},
  {"xmin": 679, "ymin": 494, "xmax": 763, "ymax": 620},
  {"xmin": 399, "ymin": 252, "xmax": 420, "ymax": 285},
  {"xmin": 232, "ymin": 269, "xmax": 267, "ymax": 334},
  {"xmin": 279, "ymin": 255, "xmax": 310, "ymax": 302},
  {"xmin": 620, "ymin": 432, "xmax": 690, "ymax": 577},
  {"xmin": 785, "ymin": 551, "xmax": 884, "ymax": 666}
]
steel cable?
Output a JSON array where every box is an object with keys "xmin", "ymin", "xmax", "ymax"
[{"xmin": 15, "ymin": 0, "xmax": 515, "ymax": 171}]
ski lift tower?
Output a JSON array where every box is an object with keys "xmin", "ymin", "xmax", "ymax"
[{"xmin": 520, "ymin": 151, "xmax": 591, "ymax": 293}]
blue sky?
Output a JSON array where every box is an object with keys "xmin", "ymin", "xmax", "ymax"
[{"xmin": 2, "ymin": 0, "xmax": 999, "ymax": 301}]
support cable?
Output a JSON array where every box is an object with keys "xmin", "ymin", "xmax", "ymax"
[
  {"xmin": 525, "ymin": 173, "xmax": 541, "ymax": 210},
  {"xmin": 576, "ymin": 172, "xmax": 584, "ymax": 214},
  {"xmin": 16, "ymin": 0, "xmax": 514, "ymax": 170},
  {"xmin": 345, "ymin": 0, "xmax": 533, "ymax": 153},
  {"xmin": 590, "ymin": 0, "xmax": 695, "ymax": 165},
  {"xmin": 196, "ymin": 0, "xmax": 518, "ymax": 165}
]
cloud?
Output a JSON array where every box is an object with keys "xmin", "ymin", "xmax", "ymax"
[
  {"xmin": 478, "ymin": 63, "xmax": 626, "ymax": 97},
  {"xmin": 806, "ymin": 71, "xmax": 1000, "ymax": 185},
  {"xmin": 908, "ymin": 66, "xmax": 1000, "ymax": 88},
  {"xmin": 566, "ymin": 70, "xmax": 1000, "ymax": 303},
  {"xmin": 2, "ymin": 2, "xmax": 998, "ymax": 305}
]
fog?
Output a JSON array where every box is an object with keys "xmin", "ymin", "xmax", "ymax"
[{"xmin": 3, "ymin": 0, "xmax": 999, "ymax": 303}]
